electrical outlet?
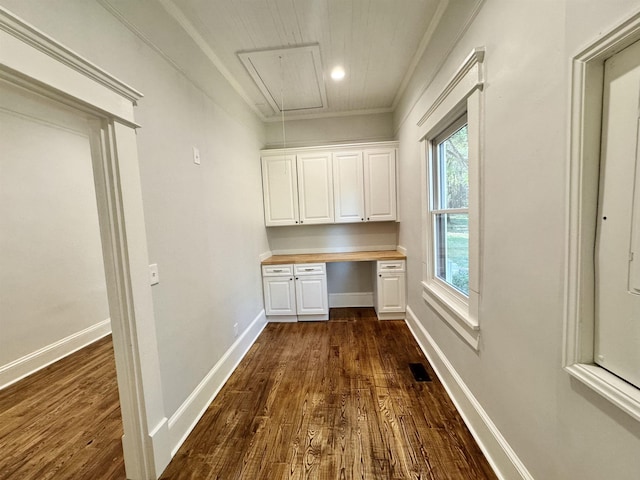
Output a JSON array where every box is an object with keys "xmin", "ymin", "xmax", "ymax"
[
  {"xmin": 149, "ymin": 264, "xmax": 159, "ymax": 285},
  {"xmin": 193, "ymin": 146, "xmax": 201, "ymax": 165},
  {"xmin": 233, "ymin": 323, "xmax": 239, "ymax": 338}
]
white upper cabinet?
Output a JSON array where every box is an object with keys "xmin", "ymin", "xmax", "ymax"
[
  {"xmin": 333, "ymin": 150, "xmax": 366, "ymax": 223},
  {"xmin": 364, "ymin": 148, "xmax": 397, "ymax": 222},
  {"xmin": 296, "ymin": 152, "xmax": 334, "ymax": 224},
  {"xmin": 261, "ymin": 155, "xmax": 299, "ymax": 226},
  {"xmin": 261, "ymin": 142, "xmax": 397, "ymax": 227}
]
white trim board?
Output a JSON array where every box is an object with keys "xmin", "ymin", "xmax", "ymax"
[
  {"xmin": 167, "ymin": 309, "xmax": 268, "ymax": 455},
  {"xmin": 405, "ymin": 306, "xmax": 533, "ymax": 480},
  {"xmin": 329, "ymin": 292, "xmax": 374, "ymax": 308},
  {"xmin": 0, "ymin": 319, "xmax": 111, "ymax": 390}
]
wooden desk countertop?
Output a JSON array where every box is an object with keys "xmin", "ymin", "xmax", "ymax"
[{"xmin": 261, "ymin": 250, "xmax": 406, "ymax": 265}]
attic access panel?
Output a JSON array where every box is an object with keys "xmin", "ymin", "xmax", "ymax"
[{"xmin": 238, "ymin": 45, "xmax": 327, "ymax": 115}]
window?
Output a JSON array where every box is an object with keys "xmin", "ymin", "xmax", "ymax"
[
  {"xmin": 418, "ymin": 48, "xmax": 484, "ymax": 350},
  {"xmin": 431, "ymin": 116, "xmax": 469, "ymax": 296}
]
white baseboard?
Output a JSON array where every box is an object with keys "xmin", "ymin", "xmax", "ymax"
[
  {"xmin": 329, "ymin": 292, "xmax": 374, "ymax": 308},
  {"xmin": 405, "ymin": 306, "xmax": 533, "ymax": 480},
  {"xmin": 0, "ymin": 318, "xmax": 111, "ymax": 390},
  {"xmin": 167, "ymin": 309, "xmax": 268, "ymax": 456}
]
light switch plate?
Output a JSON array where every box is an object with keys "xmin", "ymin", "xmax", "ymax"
[
  {"xmin": 149, "ymin": 263, "xmax": 159, "ymax": 285},
  {"xmin": 193, "ymin": 146, "xmax": 201, "ymax": 165}
]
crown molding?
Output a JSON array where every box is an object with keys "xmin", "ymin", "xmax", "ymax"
[
  {"xmin": 0, "ymin": 6, "xmax": 142, "ymax": 104},
  {"xmin": 416, "ymin": 46, "xmax": 484, "ymax": 128}
]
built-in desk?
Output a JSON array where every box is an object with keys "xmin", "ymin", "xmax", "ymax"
[
  {"xmin": 261, "ymin": 250, "xmax": 406, "ymax": 321},
  {"xmin": 261, "ymin": 250, "xmax": 406, "ymax": 265}
]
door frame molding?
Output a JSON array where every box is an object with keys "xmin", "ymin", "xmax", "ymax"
[
  {"xmin": 0, "ymin": 7, "xmax": 171, "ymax": 478},
  {"xmin": 564, "ymin": 8, "xmax": 640, "ymax": 423}
]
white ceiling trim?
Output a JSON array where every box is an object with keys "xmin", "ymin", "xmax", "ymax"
[
  {"xmin": 262, "ymin": 106, "xmax": 394, "ymax": 123},
  {"xmin": 392, "ymin": 0, "xmax": 450, "ymax": 111},
  {"xmin": 156, "ymin": 0, "xmax": 266, "ymax": 121}
]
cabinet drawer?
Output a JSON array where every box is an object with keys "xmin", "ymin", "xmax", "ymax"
[
  {"xmin": 262, "ymin": 264, "xmax": 294, "ymax": 276},
  {"xmin": 377, "ymin": 260, "xmax": 405, "ymax": 273},
  {"xmin": 294, "ymin": 263, "xmax": 326, "ymax": 275}
]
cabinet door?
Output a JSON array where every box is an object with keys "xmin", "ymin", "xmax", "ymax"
[
  {"xmin": 295, "ymin": 274, "xmax": 328, "ymax": 315},
  {"xmin": 297, "ymin": 152, "xmax": 334, "ymax": 224},
  {"xmin": 263, "ymin": 276, "xmax": 296, "ymax": 315},
  {"xmin": 333, "ymin": 150, "xmax": 365, "ymax": 223},
  {"xmin": 364, "ymin": 148, "xmax": 397, "ymax": 222},
  {"xmin": 261, "ymin": 155, "xmax": 299, "ymax": 226},
  {"xmin": 376, "ymin": 273, "xmax": 406, "ymax": 313}
]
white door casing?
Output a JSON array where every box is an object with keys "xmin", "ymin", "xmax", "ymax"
[
  {"xmin": 0, "ymin": 8, "xmax": 170, "ymax": 479},
  {"xmin": 595, "ymin": 38, "xmax": 640, "ymax": 389}
]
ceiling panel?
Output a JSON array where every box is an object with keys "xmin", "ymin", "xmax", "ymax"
[
  {"xmin": 239, "ymin": 45, "xmax": 327, "ymax": 112},
  {"xmin": 159, "ymin": 0, "xmax": 446, "ymax": 120}
]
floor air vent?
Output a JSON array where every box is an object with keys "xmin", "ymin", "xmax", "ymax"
[{"xmin": 409, "ymin": 363, "xmax": 432, "ymax": 382}]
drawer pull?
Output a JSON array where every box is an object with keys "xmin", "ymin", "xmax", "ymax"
[
  {"xmin": 385, "ymin": 265, "xmax": 398, "ymax": 269},
  {"xmin": 272, "ymin": 269, "xmax": 283, "ymax": 272},
  {"xmin": 304, "ymin": 268, "xmax": 314, "ymax": 271}
]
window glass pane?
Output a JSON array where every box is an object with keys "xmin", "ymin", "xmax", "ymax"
[
  {"xmin": 434, "ymin": 213, "xmax": 469, "ymax": 295},
  {"xmin": 436, "ymin": 125, "xmax": 468, "ymax": 209}
]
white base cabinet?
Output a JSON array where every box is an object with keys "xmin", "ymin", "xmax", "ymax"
[
  {"xmin": 374, "ymin": 260, "xmax": 406, "ymax": 320},
  {"xmin": 262, "ymin": 263, "xmax": 328, "ymax": 321}
]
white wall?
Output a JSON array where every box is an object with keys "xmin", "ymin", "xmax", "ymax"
[
  {"xmin": 267, "ymin": 222, "xmax": 398, "ymax": 255},
  {"xmin": 0, "ymin": 81, "xmax": 110, "ymax": 387},
  {"xmin": 0, "ymin": 0, "xmax": 269, "ymax": 426},
  {"xmin": 265, "ymin": 111, "xmax": 394, "ymax": 148},
  {"xmin": 396, "ymin": 1, "xmax": 640, "ymax": 479}
]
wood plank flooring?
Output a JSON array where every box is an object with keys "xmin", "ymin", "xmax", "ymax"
[
  {"xmin": 160, "ymin": 308, "xmax": 497, "ymax": 480},
  {"xmin": 0, "ymin": 336, "xmax": 125, "ymax": 480},
  {"xmin": 0, "ymin": 309, "xmax": 497, "ymax": 480}
]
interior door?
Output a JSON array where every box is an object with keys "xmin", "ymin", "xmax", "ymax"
[{"xmin": 595, "ymin": 38, "xmax": 640, "ymax": 388}]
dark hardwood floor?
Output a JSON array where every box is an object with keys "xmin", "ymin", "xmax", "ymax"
[
  {"xmin": 161, "ymin": 308, "xmax": 497, "ymax": 480},
  {"xmin": 0, "ymin": 335, "xmax": 125, "ymax": 480},
  {"xmin": 0, "ymin": 309, "xmax": 496, "ymax": 480}
]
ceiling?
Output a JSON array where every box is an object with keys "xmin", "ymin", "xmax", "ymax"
[{"xmin": 152, "ymin": 0, "xmax": 447, "ymax": 122}]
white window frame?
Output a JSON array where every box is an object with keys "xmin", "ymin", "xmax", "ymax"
[
  {"xmin": 418, "ymin": 48, "xmax": 484, "ymax": 350},
  {"xmin": 565, "ymin": 10, "xmax": 640, "ymax": 422},
  {"xmin": 430, "ymin": 114, "xmax": 469, "ymax": 298}
]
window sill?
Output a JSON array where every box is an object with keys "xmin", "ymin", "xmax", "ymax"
[
  {"xmin": 422, "ymin": 280, "xmax": 480, "ymax": 350},
  {"xmin": 565, "ymin": 363, "xmax": 640, "ymax": 422}
]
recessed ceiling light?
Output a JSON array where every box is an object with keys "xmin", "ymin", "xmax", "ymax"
[{"xmin": 331, "ymin": 66, "xmax": 345, "ymax": 81}]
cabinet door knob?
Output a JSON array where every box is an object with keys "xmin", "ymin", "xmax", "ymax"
[
  {"xmin": 367, "ymin": 217, "xmax": 370, "ymax": 221},
  {"xmin": 379, "ymin": 274, "xmax": 382, "ymax": 277},
  {"xmin": 290, "ymin": 278, "xmax": 293, "ymax": 281},
  {"xmin": 300, "ymin": 220, "xmax": 304, "ymax": 223},
  {"xmin": 295, "ymin": 221, "xmax": 298, "ymax": 224},
  {"xmin": 361, "ymin": 218, "xmax": 364, "ymax": 221}
]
